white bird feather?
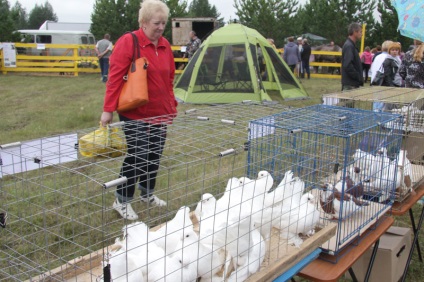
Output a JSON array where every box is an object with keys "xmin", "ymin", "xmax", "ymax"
[
  {"xmin": 150, "ymin": 206, "xmax": 194, "ymax": 255},
  {"xmin": 227, "ymin": 228, "xmax": 266, "ymax": 282},
  {"xmin": 275, "ymin": 192, "xmax": 320, "ymax": 248}
]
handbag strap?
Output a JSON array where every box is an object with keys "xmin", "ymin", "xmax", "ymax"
[
  {"xmin": 123, "ymin": 32, "xmax": 148, "ymax": 81},
  {"xmin": 129, "ymin": 32, "xmax": 140, "ymax": 62}
]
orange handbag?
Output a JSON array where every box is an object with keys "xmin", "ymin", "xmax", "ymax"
[{"xmin": 117, "ymin": 32, "xmax": 149, "ymax": 112}]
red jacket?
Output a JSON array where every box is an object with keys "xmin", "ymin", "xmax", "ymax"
[{"xmin": 103, "ymin": 29, "xmax": 177, "ymax": 123}]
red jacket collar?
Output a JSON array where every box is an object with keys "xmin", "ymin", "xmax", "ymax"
[{"xmin": 135, "ymin": 29, "xmax": 167, "ymax": 48}]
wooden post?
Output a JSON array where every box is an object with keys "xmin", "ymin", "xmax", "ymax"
[
  {"xmin": 360, "ymin": 23, "xmax": 366, "ymax": 54},
  {"xmin": 73, "ymin": 46, "xmax": 79, "ymax": 76}
]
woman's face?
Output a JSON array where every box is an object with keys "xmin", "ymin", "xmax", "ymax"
[
  {"xmin": 143, "ymin": 13, "xmax": 167, "ymax": 43},
  {"xmin": 390, "ymin": 49, "xmax": 399, "ymax": 56}
]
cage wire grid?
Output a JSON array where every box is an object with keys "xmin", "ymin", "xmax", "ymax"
[
  {"xmin": 247, "ymin": 104, "xmax": 404, "ymax": 259},
  {"xmin": 0, "ymin": 102, "xmax": 404, "ymax": 280},
  {"xmin": 2, "ymin": 102, "xmax": 327, "ymax": 281},
  {"xmin": 323, "ymin": 86, "xmax": 424, "ymax": 203}
]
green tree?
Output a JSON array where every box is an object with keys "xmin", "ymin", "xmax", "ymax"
[
  {"xmin": 124, "ymin": 0, "xmax": 143, "ymax": 31},
  {"xmin": 91, "ymin": 0, "xmax": 115, "ymax": 41},
  {"xmin": 91, "ymin": 0, "xmax": 130, "ymax": 42},
  {"xmin": 371, "ymin": 0, "xmax": 412, "ymax": 50},
  {"xmin": 188, "ymin": 0, "xmax": 223, "ymax": 26},
  {"xmin": 189, "ymin": 0, "xmax": 212, "ymax": 16},
  {"xmin": 234, "ymin": 0, "xmax": 299, "ymax": 47},
  {"xmin": 91, "ymin": 0, "xmax": 188, "ymax": 43},
  {"xmin": 296, "ymin": 0, "xmax": 377, "ymax": 48},
  {"xmin": 0, "ymin": 0, "xmax": 16, "ymax": 41},
  {"xmin": 10, "ymin": 1, "xmax": 28, "ymax": 30},
  {"xmin": 27, "ymin": 1, "xmax": 58, "ymax": 29}
]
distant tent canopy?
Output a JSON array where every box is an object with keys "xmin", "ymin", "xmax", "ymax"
[
  {"xmin": 298, "ymin": 33, "xmax": 328, "ymax": 46},
  {"xmin": 174, "ymin": 24, "xmax": 308, "ymax": 104}
]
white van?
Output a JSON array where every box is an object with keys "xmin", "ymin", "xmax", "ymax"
[{"xmin": 16, "ymin": 30, "xmax": 96, "ymax": 56}]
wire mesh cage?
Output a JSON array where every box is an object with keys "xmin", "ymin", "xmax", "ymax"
[
  {"xmin": 0, "ymin": 102, "xmax": 337, "ymax": 282},
  {"xmin": 247, "ymin": 104, "xmax": 403, "ymax": 258},
  {"xmin": 323, "ymin": 86, "xmax": 424, "ymax": 202}
]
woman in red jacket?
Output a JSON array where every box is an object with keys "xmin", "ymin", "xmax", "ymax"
[
  {"xmin": 100, "ymin": 0, "xmax": 178, "ymax": 220},
  {"xmin": 360, "ymin": 46, "xmax": 373, "ymax": 82}
]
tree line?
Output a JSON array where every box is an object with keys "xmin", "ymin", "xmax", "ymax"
[{"xmin": 0, "ymin": 0, "xmax": 412, "ymax": 50}]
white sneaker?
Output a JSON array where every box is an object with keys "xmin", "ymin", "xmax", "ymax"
[
  {"xmin": 113, "ymin": 199, "xmax": 138, "ymax": 220},
  {"xmin": 140, "ymin": 195, "xmax": 167, "ymax": 207}
]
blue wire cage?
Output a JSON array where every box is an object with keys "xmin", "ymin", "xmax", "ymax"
[{"xmin": 246, "ymin": 104, "xmax": 403, "ymax": 257}]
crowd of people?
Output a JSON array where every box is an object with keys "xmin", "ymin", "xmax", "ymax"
[
  {"xmin": 282, "ymin": 36, "xmax": 312, "ymax": 79},
  {"xmin": 340, "ymin": 22, "xmax": 424, "ymax": 91},
  {"xmin": 281, "ymin": 22, "xmax": 424, "ymax": 91}
]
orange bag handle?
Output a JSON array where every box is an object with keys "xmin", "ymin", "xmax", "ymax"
[{"xmin": 117, "ymin": 33, "xmax": 149, "ymax": 113}]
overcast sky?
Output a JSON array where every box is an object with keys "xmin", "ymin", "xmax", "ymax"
[{"xmin": 8, "ymin": 0, "xmax": 238, "ymax": 23}]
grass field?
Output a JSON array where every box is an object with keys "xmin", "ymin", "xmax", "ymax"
[
  {"xmin": 0, "ymin": 73, "xmax": 341, "ymax": 144},
  {"xmin": 0, "ymin": 73, "xmax": 422, "ymax": 281}
]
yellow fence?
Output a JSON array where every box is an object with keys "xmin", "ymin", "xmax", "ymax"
[{"xmin": 1, "ymin": 43, "xmax": 341, "ymax": 78}]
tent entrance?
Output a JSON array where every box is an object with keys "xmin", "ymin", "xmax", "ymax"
[{"xmin": 192, "ymin": 44, "xmax": 255, "ymax": 93}]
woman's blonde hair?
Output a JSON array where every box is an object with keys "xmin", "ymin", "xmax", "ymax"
[
  {"xmin": 138, "ymin": 0, "xmax": 169, "ymax": 27},
  {"xmin": 413, "ymin": 41, "xmax": 424, "ymax": 62}
]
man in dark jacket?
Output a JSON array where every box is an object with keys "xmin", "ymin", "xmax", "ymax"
[
  {"xmin": 341, "ymin": 23, "xmax": 364, "ymax": 91},
  {"xmin": 300, "ymin": 39, "xmax": 312, "ymax": 79}
]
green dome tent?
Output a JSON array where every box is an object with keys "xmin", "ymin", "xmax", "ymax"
[{"xmin": 174, "ymin": 23, "xmax": 309, "ymax": 104}]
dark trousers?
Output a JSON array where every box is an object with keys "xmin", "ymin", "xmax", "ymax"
[
  {"xmin": 301, "ymin": 60, "xmax": 310, "ymax": 78},
  {"xmin": 362, "ymin": 63, "xmax": 371, "ymax": 82},
  {"xmin": 99, "ymin": 57, "xmax": 110, "ymax": 82},
  {"xmin": 116, "ymin": 116, "xmax": 167, "ymax": 202}
]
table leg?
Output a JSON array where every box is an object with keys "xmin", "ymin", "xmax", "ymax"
[
  {"xmin": 364, "ymin": 238, "xmax": 380, "ymax": 281},
  {"xmin": 409, "ymin": 208, "xmax": 423, "ymax": 262},
  {"xmin": 348, "ymin": 267, "xmax": 358, "ymax": 282},
  {"xmin": 401, "ymin": 204, "xmax": 424, "ymax": 282}
]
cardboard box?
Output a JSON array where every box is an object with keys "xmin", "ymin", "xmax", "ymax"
[{"xmin": 345, "ymin": 226, "xmax": 412, "ymax": 282}]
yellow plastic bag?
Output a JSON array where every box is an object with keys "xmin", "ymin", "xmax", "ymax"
[{"xmin": 79, "ymin": 124, "xmax": 127, "ymax": 158}]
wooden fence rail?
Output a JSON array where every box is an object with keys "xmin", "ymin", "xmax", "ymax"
[{"xmin": 1, "ymin": 43, "xmax": 341, "ymax": 78}]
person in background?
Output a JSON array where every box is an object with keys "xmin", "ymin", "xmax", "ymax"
[
  {"xmin": 399, "ymin": 39, "xmax": 424, "ymax": 88},
  {"xmin": 283, "ymin": 36, "xmax": 300, "ymax": 73},
  {"xmin": 95, "ymin": 34, "xmax": 113, "ymax": 82},
  {"xmin": 381, "ymin": 42, "xmax": 402, "ymax": 87},
  {"xmin": 100, "ymin": 0, "xmax": 178, "ymax": 220},
  {"xmin": 296, "ymin": 37, "xmax": 303, "ymax": 75},
  {"xmin": 267, "ymin": 38, "xmax": 276, "ymax": 49},
  {"xmin": 297, "ymin": 37, "xmax": 303, "ymax": 53},
  {"xmin": 372, "ymin": 45, "xmax": 382, "ymax": 62},
  {"xmin": 360, "ymin": 46, "xmax": 373, "ymax": 82},
  {"xmin": 185, "ymin": 30, "xmax": 201, "ymax": 60},
  {"xmin": 341, "ymin": 22, "xmax": 363, "ymax": 91},
  {"xmin": 300, "ymin": 38, "xmax": 311, "ymax": 79},
  {"xmin": 370, "ymin": 40, "xmax": 393, "ymax": 84}
]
